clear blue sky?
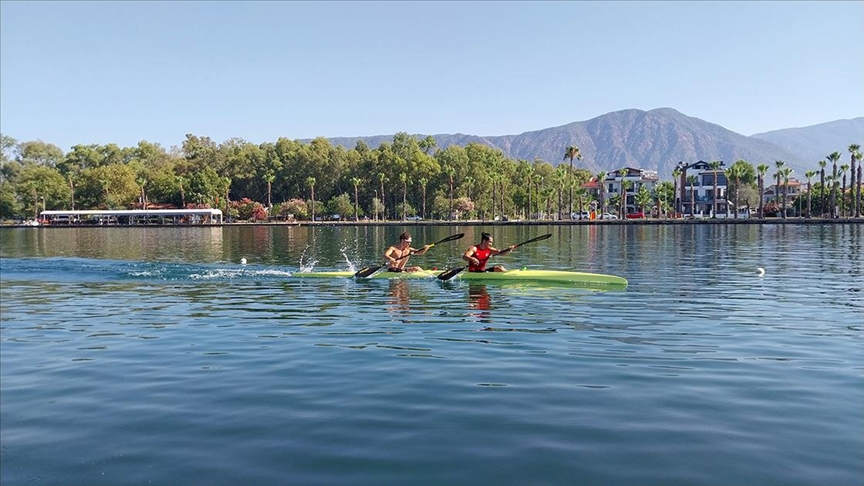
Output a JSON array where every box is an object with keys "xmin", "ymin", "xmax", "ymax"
[{"xmin": 2, "ymin": 1, "xmax": 863, "ymax": 152}]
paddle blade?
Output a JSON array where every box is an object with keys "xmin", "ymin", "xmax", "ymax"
[
  {"xmin": 437, "ymin": 266, "xmax": 466, "ymax": 281},
  {"xmin": 498, "ymin": 233, "xmax": 553, "ymax": 255},
  {"xmin": 434, "ymin": 232, "xmax": 465, "ymax": 245},
  {"xmin": 354, "ymin": 265, "xmax": 381, "ymax": 278}
]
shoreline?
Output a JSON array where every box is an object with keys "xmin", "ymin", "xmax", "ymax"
[{"xmin": 3, "ymin": 217, "xmax": 863, "ymax": 229}]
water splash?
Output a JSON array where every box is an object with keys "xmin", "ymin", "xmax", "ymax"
[
  {"xmin": 339, "ymin": 245, "xmax": 358, "ymax": 272},
  {"xmin": 298, "ymin": 245, "xmax": 318, "ymax": 273}
]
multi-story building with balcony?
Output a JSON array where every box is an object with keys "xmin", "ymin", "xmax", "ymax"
[
  {"xmin": 601, "ymin": 167, "xmax": 659, "ymax": 216},
  {"xmin": 675, "ymin": 160, "xmax": 729, "ymax": 217}
]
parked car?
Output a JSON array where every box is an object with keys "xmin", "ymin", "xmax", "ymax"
[
  {"xmin": 405, "ymin": 215, "xmax": 423, "ymax": 221},
  {"xmin": 571, "ymin": 211, "xmax": 591, "ymax": 220},
  {"xmin": 626, "ymin": 212, "xmax": 645, "ymax": 219},
  {"xmin": 600, "ymin": 213, "xmax": 619, "ymax": 220}
]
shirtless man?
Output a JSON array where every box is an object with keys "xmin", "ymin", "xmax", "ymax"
[{"xmin": 384, "ymin": 232, "xmax": 431, "ymax": 272}]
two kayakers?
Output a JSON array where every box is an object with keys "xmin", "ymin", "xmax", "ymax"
[
  {"xmin": 384, "ymin": 232, "xmax": 431, "ymax": 272},
  {"xmin": 462, "ymin": 232, "xmax": 516, "ymax": 272}
]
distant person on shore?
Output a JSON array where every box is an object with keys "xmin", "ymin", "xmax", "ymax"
[
  {"xmin": 384, "ymin": 232, "xmax": 431, "ymax": 272},
  {"xmin": 462, "ymin": 232, "xmax": 515, "ymax": 272}
]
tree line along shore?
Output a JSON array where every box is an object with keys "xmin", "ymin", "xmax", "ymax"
[{"xmin": 1, "ymin": 133, "xmax": 861, "ymax": 224}]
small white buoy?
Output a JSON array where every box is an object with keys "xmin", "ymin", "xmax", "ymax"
[
  {"xmin": 241, "ymin": 258, "xmax": 247, "ymax": 265},
  {"xmin": 756, "ymin": 267, "xmax": 765, "ymax": 276}
]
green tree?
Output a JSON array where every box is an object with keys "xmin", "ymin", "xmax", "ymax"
[
  {"xmin": 17, "ymin": 140, "xmax": 65, "ymax": 167},
  {"xmin": 671, "ymin": 167, "xmax": 682, "ymax": 215},
  {"xmin": 708, "ymin": 160, "xmax": 722, "ymax": 218},
  {"xmin": 377, "ymin": 172, "xmax": 386, "ymax": 221},
  {"xmin": 773, "ymin": 161, "xmax": 786, "ymax": 218},
  {"xmin": 634, "ymin": 186, "xmax": 652, "ymax": 217},
  {"xmin": 687, "ymin": 174, "xmax": 698, "ymax": 216},
  {"xmin": 306, "ymin": 176, "xmax": 316, "ymax": 221},
  {"xmin": 827, "ymin": 151, "xmax": 841, "ymax": 218},
  {"xmin": 818, "ymin": 159, "xmax": 827, "ymax": 217},
  {"xmin": 804, "ymin": 170, "xmax": 817, "ymax": 218},
  {"xmin": 418, "ymin": 177, "xmax": 428, "ymax": 219},
  {"xmin": 757, "ymin": 164, "xmax": 769, "ymax": 219},
  {"xmin": 351, "ymin": 177, "xmax": 362, "ymax": 221},
  {"xmin": 850, "ymin": 144, "xmax": 861, "ymax": 217},
  {"xmin": 399, "ymin": 172, "xmax": 408, "ymax": 221},
  {"xmin": 596, "ymin": 171, "xmax": 607, "ymax": 216},
  {"xmin": 264, "ymin": 171, "xmax": 275, "ymax": 209},
  {"xmin": 326, "ymin": 193, "xmax": 353, "ymax": 219},
  {"xmin": 840, "ymin": 164, "xmax": 850, "ymax": 217},
  {"xmin": 563, "ymin": 146, "xmax": 582, "ymax": 216}
]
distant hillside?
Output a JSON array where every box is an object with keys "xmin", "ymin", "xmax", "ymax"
[
  {"xmin": 750, "ymin": 117, "xmax": 864, "ymax": 165},
  {"xmin": 312, "ymin": 108, "xmax": 862, "ymax": 178}
]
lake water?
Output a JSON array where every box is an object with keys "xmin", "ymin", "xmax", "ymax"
[{"xmin": 1, "ymin": 224, "xmax": 862, "ymax": 486}]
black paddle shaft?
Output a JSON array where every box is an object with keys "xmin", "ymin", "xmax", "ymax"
[
  {"xmin": 354, "ymin": 232, "xmax": 465, "ymax": 278},
  {"xmin": 437, "ymin": 233, "xmax": 552, "ymax": 281}
]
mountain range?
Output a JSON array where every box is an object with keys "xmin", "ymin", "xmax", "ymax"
[{"xmin": 314, "ymin": 108, "xmax": 864, "ymax": 179}]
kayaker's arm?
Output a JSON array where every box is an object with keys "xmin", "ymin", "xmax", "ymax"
[
  {"xmin": 411, "ymin": 244, "xmax": 431, "ymax": 256},
  {"xmin": 462, "ymin": 246, "xmax": 480, "ymax": 266},
  {"xmin": 493, "ymin": 245, "xmax": 516, "ymax": 256},
  {"xmin": 384, "ymin": 246, "xmax": 399, "ymax": 265}
]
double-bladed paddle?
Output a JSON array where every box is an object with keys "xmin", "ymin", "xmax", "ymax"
[
  {"xmin": 354, "ymin": 232, "xmax": 465, "ymax": 278},
  {"xmin": 436, "ymin": 233, "xmax": 553, "ymax": 281}
]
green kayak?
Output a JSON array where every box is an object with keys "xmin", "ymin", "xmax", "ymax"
[{"xmin": 292, "ymin": 268, "xmax": 628, "ymax": 287}]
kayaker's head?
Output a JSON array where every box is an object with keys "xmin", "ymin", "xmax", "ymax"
[
  {"xmin": 399, "ymin": 232, "xmax": 412, "ymax": 248},
  {"xmin": 479, "ymin": 232, "xmax": 493, "ymax": 248}
]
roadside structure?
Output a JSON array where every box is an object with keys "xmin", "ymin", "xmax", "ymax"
[{"xmin": 39, "ymin": 209, "xmax": 223, "ymax": 225}]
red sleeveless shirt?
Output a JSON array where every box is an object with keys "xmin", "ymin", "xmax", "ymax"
[{"xmin": 469, "ymin": 247, "xmax": 492, "ymax": 272}]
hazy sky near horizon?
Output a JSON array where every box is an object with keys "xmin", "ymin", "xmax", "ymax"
[{"xmin": 2, "ymin": 1, "xmax": 863, "ymax": 152}]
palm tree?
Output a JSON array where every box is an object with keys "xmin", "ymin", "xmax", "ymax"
[
  {"xmin": 553, "ymin": 167, "xmax": 567, "ymax": 219},
  {"xmin": 596, "ymin": 171, "xmax": 607, "ymax": 218},
  {"xmin": 463, "ymin": 176, "xmax": 475, "ymax": 204},
  {"xmin": 264, "ymin": 171, "xmax": 275, "ymax": 209},
  {"xmin": 635, "ymin": 186, "xmax": 652, "ymax": 218},
  {"xmin": 774, "ymin": 160, "xmax": 785, "ymax": 217},
  {"xmin": 818, "ymin": 160, "xmax": 827, "ymax": 217},
  {"xmin": 177, "ymin": 175, "xmax": 188, "ymax": 208},
  {"xmin": 563, "ymin": 146, "xmax": 582, "ymax": 217},
  {"xmin": 619, "ymin": 169, "xmax": 631, "ymax": 218},
  {"xmin": 351, "ymin": 177, "xmax": 361, "ymax": 221},
  {"xmin": 687, "ymin": 174, "xmax": 698, "ymax": 217},
  {"xmin": 399, "ymin": 172, "xmax": 408, "ymax": 221},
  {"xmin": 827, "ymin": 151, "xmax": 841, "ymax": 218},
  {"xmin": 377, "ymin": 172, "xmax": 386, "ymax": 221},
  {"xmin": 136, "ymin": 177, "xmax": 147, "ymax": 210},
  {"xmin": 855, "ymin": 148, "xmax": 864, "ymax": 218},
  {"xmin": 780, "ymin": 167, "xmax": 793, "ymax": 219},
  {"xmin": 726, "ymin": 164, "xmax": 741, "ymax": 219},
  {"xmin": 840, "ymin": 164, "xmax": 850, "ymax": 217},
  {"xmin": 671, "ymin": 167, "xmax": 682, "ymax": 216},
  {"xmin": 708, "ymin": 161, "xmax": 722, "ymax": 218},
  {"xmin": 418, "ymin": 177, "xmax": 428, "ymax": 219},
  {"xmin": 757, "ymin": 164, "xmax": 768, "ymax": 219},
  {"xmin": 804, "ymin": 170, "xmax": 816, "ymax": 218},
  {"xmin": 306, "ymin": 176, "xmax": 316, "ymax": 221},
  {"xmin": 850, "ymin": 144, "xmax": 861, "ymax": 217}
]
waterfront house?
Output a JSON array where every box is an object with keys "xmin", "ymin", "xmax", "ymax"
[
  {"xmin": 604, "ymin": 167, "xmax": 659, "ymax": 216},
  {"xmin": 675, "ymin": 160, "xmax": 729, "ymax": 217}
]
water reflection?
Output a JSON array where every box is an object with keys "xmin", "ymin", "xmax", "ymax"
[
  {"xmin": 387, "ymin": 280, "xmax": 412, "ymax": 317},
  {"xmin": 468, "ymin": 284, "xmax": 492, "ymax": 324}
]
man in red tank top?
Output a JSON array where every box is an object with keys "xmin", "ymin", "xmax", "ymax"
[{"xmin": 462, "ymin": 232, "xmax": 514, "ymax": 272}]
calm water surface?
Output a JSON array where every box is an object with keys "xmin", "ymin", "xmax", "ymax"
[{"xmin": 1, "ymin": 224, "xmax": 862, "ymax": 485}]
